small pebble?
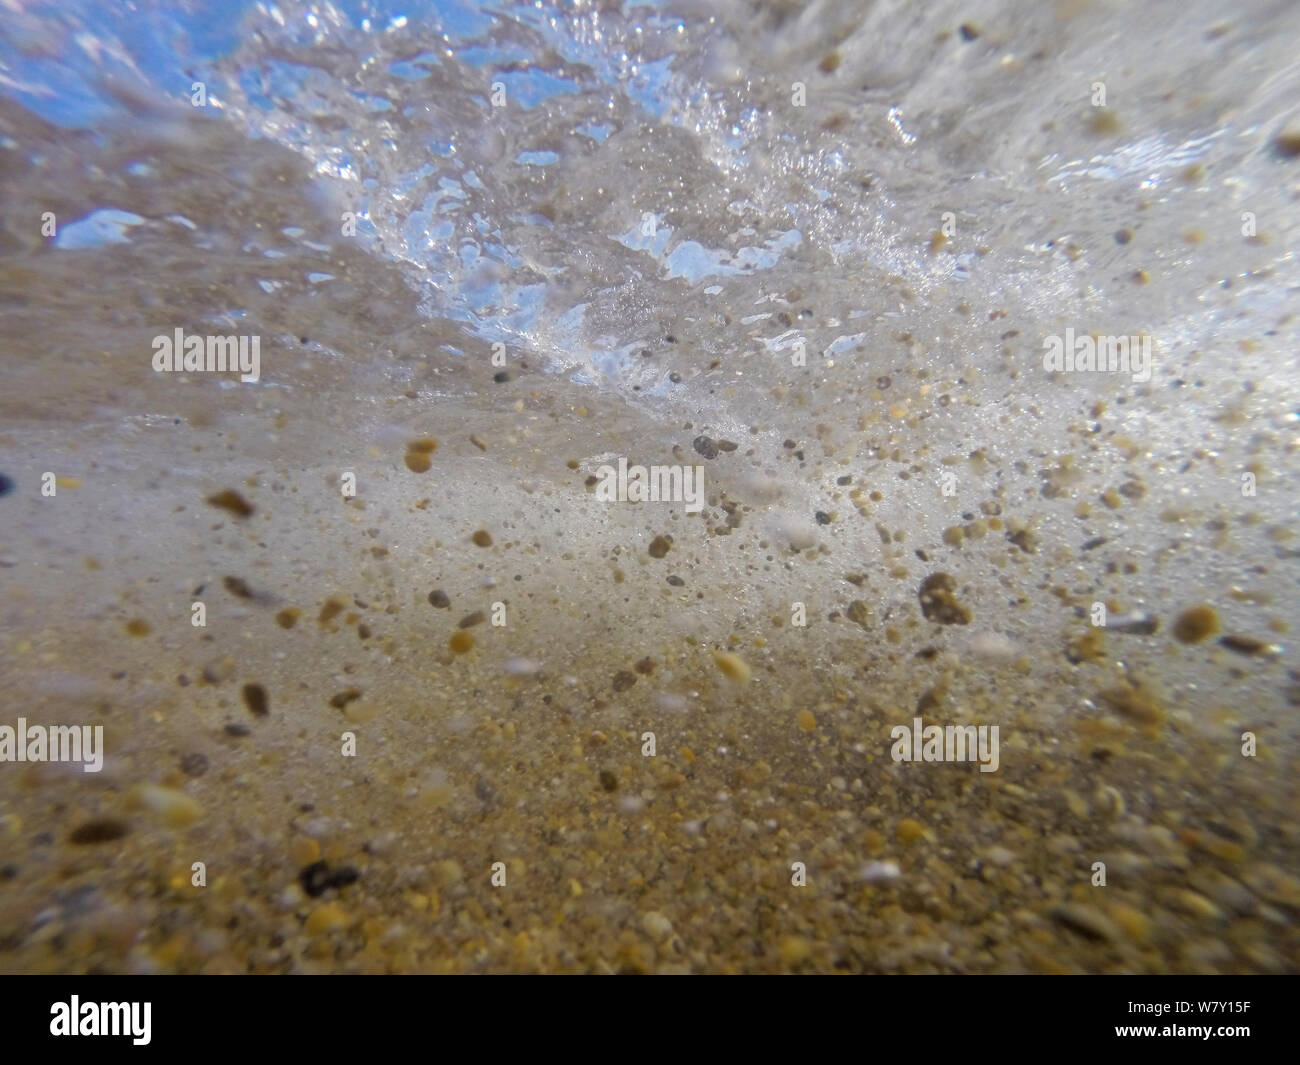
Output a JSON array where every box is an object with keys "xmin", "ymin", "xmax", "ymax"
[
  {"xmin": 136, "ymin": 784, "xmax": 202, "ymax": 828},
  {"xmin": 69, "ymin": 818, "xmax": 129, "ymax": 845},
  {"xmin": 896, "ymin": 818, "xmax": 927, "ymax": 844},
  {"xmin": 642, "ymin": 911, "xmax": 674, "ymax": 941},
  {"xmin": 299, "ymin": 860, "xmax": 360, "ymax": 898},
  {"xmin": 241, "ymin": 683, "xmax": 269, "ymax": 717},
  {"xmin": 180, "ymin": 752, "xmax": 209, "ymax": 777},
  {"xmin": 1172, "ymin": 605, "xmax": 1219, "ymax": 644},
  {"xmin": 857, "ymin": 860, "xmax": 901, "ymax": 882},
  {"xmin": 503, "ymin": 656, "xmax": 541, "ymax": 676},
  {"xmin": 205, "ymin": 489, "xmax": 254, "ymax": 518},
  {"xmin": 711, "ymin": 648, "xmax": 751, "ymax": 685},
  {"xmin": 1050, "ymin": 903, "xmax": 1120, "ymax": 943},
  {"xmin": 692, "ymin": 435, "xmax": 719, "ymax": 459},
  {"xmin": 778, "ymin": 936, "xmax": 812, "ymax": 964},
  {"xmin": 304, "ymin": 903, "xmax": 348, "ymax": 935},
  {"xmin": 1218, "ymin": 633, "xmax": 1278, "ymax": 657}
]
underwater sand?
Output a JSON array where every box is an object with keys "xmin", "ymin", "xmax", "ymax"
[{"xmin": 0, "ymin": 0, "xmax": 1298, "ymax": 973}]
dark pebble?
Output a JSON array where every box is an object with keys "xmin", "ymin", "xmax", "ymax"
[
  {"xmin": 69, "ymin": 818, "xmax": 129, "ymax": 845},
  {"xmin": 693, "ymin": 435, "xmax": 719, "ymax": 459},
  {"xmin": 428, "ymin": 589, "xmax": 450, "ymax": 608},
  {"xmin": 1219, "ymin": 634, "xmax": 1273, "ymax": 656},
  {"xmin": 205, "ymin": 489, "xmax": 254, "ymax": 518},
  {"xmin": 299, "ymin": 860, "xmax": 361, "ymax": 897},
  {"xmin": 242, "ymin": 683, "xmax": 269, "ymax": 717},
  {"xmin": 0, "ymin": 474, "xmax": 13, "ymax": 498},
  {"xmin": 180, "ymin": 752, "xmax": 209, "ymax": 777},
  {"xmin": 224, "ymin": 722, "xmax": 251, "ymax": 737},
  {"xmin": 223, "ymin": 575, "xmax": 255, "ymax": 599},
  {"xmin": 599, "ymin": 770, "xmax": 618, "ymax": 792}
]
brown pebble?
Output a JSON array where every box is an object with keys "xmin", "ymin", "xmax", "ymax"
[
  {"xmin": 648, "ymin": 535, "xmax": 671, "ymax": 559},
  {"xmin": 124, "ymin": 618, "xmax": 151, "ymax": 637},
  {"xmin": 599, "ymin": 770, "xmax": 618, "ymax": 792},
  {"xmin": 918, "ymin": 572, "xmax": 971, "ymax": 625},
  {"xmin": 1087, "ymin": 109, "xmax": 1122, "ymax": 137},
  {"xmin": 1050, "ymin": 903, "xmax": 1120, "ymax": 943},
  {"xmin": 241, "ymin": 682, "xmax": 269, "ymax": 717},
  {"xmin": 206, "ymin": 489, "xmax": 254, "ymax": 518},
  {"xmin": 404, "ymin": 450, "xmax": 432, "ymax": 473},
  {"xmin": 846, "ymin": 600, "xmax": 872, "ymax": 629},
  {"xmin": 319, "ymin": 598, "xmax": 345, "ymax": 624},
  {"xmin": 1219, "ymin": 633, "xmax": 1276, "ymax": 657},
  {"xmin": 201, "ymin": 656, "xmax": 236, "ymax": 685},
  {"xmin": 471, "ymin": 529, "xmax": 493, "ymax": 548},
  {"xmin": 612, "ymin": 670, "xmax": 637, "ymax": 692},
  {"xmin": 428, "ymin": 589, "xmax": 450, "ymax": 608},
  {"xmin": 329, "ymin": 687, "xmax": 363, "ymax": 710},
  {"xmin": 1273, "ymin": 123, "xmax": 1300, "ymax": 158},
  {"xmin": 275, "ymin": 607, "xmax": 301, "ymax": 629},
  {"xmin": 449, "ymin": 630, "xmax": 475, "ymax": 654},
  {"xmin": 69, "ymin": 818, "xmax": 129, "ymax": 845},
  {"xmin": 1172, "ymin": 605, "xmax": 1219, "ymax": 644},
  {"xmin": 223, "ymin": 575, "xmax": 254, "ymax": 599},
  {"xmin": 458, "ymin": 611, "xmax": 485, "ymax": 628},
  {"xmin": 1099, "ymin": 683, "xmax": 1163, "ymax": 726}
]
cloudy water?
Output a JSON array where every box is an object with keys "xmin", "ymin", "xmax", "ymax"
[{"xmin": 1, "ymin": 0, "xmax": 1298, "ymax": 974}]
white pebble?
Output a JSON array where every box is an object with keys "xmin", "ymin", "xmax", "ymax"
[{"xmin": 858, "ymin": 860, "xmax": 902, "ymax": 882}]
